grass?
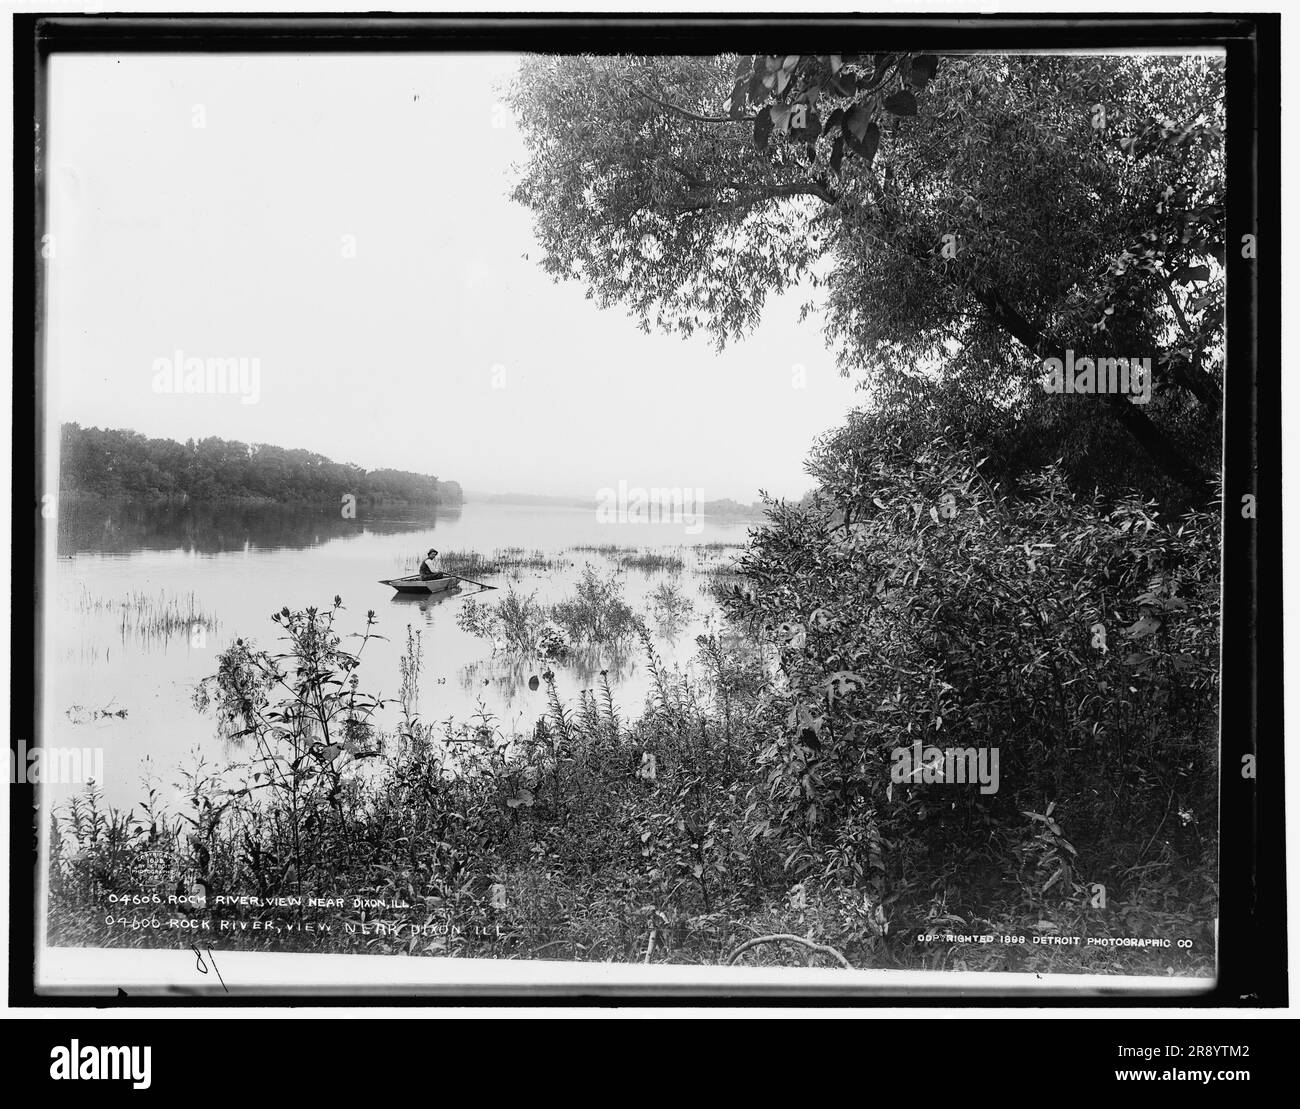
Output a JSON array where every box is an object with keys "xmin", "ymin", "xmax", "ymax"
[
  {"xmin": 401, "ymin": 544, "xmax": 728, "ymax": 579},
  {"xmin": 568, "ymin": 545, "xmax": 688, "ymax": 573},
  {"xmin": 694, "ymin": 561, "xmax": 742, "ymax": 578},
  {"xmin": 398, "ymin": 548, "xmax": 570, "ymax": 577},
  {"xmin": 617, "ymin": 549, "xmax": 685, "ymax": 574},
  {"xmin": 74, "ymin": 586, "xmax": 220, "ymax": 645},
  {"xmin": 690, "ymin": 555, "xmax": 746, "ymax": 605},
  {"xmin": 569, "ymin": 543, "xmax": 635, "ymax": 555}
]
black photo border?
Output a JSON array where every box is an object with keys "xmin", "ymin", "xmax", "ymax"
[{"xmin": 10, "ymin": 10, "xmax": 1283, "ymax": 1008}]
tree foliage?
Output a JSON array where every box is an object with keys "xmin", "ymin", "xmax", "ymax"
[
  {"xmin": 509, "ymin": 53, "xmax": 1225, "ymax": 497},
  {"xmin": 59, "ymin": 423, "xmax": 463, "ymax": 505}
]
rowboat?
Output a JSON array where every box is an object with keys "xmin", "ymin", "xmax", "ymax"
[{"xmin": 378, "ymin": 573, "xmax": 460, "ymax": 596}]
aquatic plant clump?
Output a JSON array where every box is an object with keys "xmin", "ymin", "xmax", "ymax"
[{"xmin": 457, "ymin": 569, "xmax": 638, "ymax": 655}]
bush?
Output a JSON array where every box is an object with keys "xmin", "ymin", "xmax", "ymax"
[
  {"xmin": 721, "ymin": 413, "xmax": 1219, "ymax": 937},
  {"xmin": 457, "ymin": 568, "xmax": 638, "ymax": 654}
]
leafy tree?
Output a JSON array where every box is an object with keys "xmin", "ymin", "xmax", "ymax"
[{"xmin": 508, "ymin": 53, "xmax": 1224, "ymax": 497}]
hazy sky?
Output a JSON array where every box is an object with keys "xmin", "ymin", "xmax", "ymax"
[{"xmin": 45, "ymin": 53, "xmax": 864, "ymax": 501}]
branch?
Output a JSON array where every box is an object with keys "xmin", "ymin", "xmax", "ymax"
[
  {"xmin": 626, "ymin": 80, "xmax": 748, "ymax": 125},
  {"xmin": 970, "ymin": 286, "xmax": 1212, "ymax": 490},
  {"xmin": 857, "ymin": 56, "xmax": 906, "ymax": 97},
  {"xmin": 653, "ymin": 179, "xmax": 838, "ymax": 215},
  {"xmin": 972, "ymin": 287, "xmax": 1046, "ymax": 356}
]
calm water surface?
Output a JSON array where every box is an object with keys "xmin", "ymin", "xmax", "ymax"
[{"xmin": 47, "ymin": 500, "xmax": 756, "ymax": 809}]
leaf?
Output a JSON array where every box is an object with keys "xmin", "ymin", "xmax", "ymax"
[
  {"xmin": 724, "ymin": 79, "xmax": 748, "ymax": 119},
  {"xmin": 528, "ymin": 674, "xmax": 540, "ymax": 691},
  {"xmin": 909, "ymin": 54, "xmax": 939, "ymax": 86},
  {"xmin": 1123, "ymin": 616, "xmax": 1162, "ymax": 639},
  {"xmin": 770, "ymin": 104, "xmax": 792, "ymax": 135},
  {"xmin": 845, "ymin": 120, "xmax": 880, "ymax": 163},
  {"xmin": 845, "ymin": 101, "xmax": 873, "ymax": 141},
  {"xmin": 753, "ymin": 106, "xmax": 774, "ymax": 149},
  {"xmin": 882, "ymin": 89, "xmax": 918, "ymax": 116},
  {"xmin": 829, "ymin": 136, "xmax": 844, "ymax": 175}
]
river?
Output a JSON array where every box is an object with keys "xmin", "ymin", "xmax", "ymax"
[{"xmin": 45, "ymin": 498, "xmax": 758, "ymax": 811}]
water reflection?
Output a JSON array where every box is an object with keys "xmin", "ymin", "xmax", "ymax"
[
  {"xmin": 385, "ymin": 584, "xmax": 467, "ymax": 606},
  {"xmin": 456, "ymin": 650, "xmax": 641, "ymax": 709},
  {"xmin": 385, "ymin": 583, "xmax": 503, "ymax": 621},
  {"xmin": 57, "ymin": 498, "xmax": 460, "ymax": 556}
]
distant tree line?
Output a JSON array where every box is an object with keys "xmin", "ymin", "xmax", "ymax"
[
  {"xmin": 702, "ymin": 497, "xmax": 766, "ymax": 518},
  {"xmin": 466, "ymin": 491, "xmax": 767, "ymax": 516},
  {"xmin": 58, "ymin": 423, "xmax": 463, "ymax": 506}
]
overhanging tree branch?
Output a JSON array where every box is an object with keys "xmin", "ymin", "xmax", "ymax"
[
  {"xmin": 652, "ymin": 179, "xmax": 838, "ymax": 214},
  {"xmin": 625, "ymin": 81, "xmax": 748, "ymax": 125},
  {"xmin": 971, "ymin": 286, "xmax": 1213, "ymax": 491}
]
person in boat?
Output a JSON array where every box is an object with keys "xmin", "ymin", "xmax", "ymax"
[{"xmin": 418, "ymin": 547, "xmax": 441, "ymax": 580}]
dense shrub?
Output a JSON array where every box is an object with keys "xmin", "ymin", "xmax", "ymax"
[{"xmin": 721, "ymin": 412, "xmax": 1219, "ymax": 936}]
